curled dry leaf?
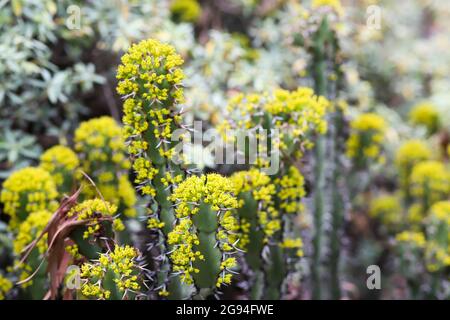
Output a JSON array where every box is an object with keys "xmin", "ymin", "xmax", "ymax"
[{"xmin": 16, "ymin": 187, "xmax": 115, "ymax": 299}]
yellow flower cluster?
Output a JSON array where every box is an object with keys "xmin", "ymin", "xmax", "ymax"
[
  {"xmin": 74, "ymin": 116, "xmax": 136, "ymax": 218},
  {"xmin": 132, "ymin": 158, "xmax": 158, "ymax": 196},
  {"xmin": 232, "ymin": 168, "xmax": 273, "ymax": 195},
  {"xmin": 0, "ymin": 167, "xmax": 58, "ymax": 229},
  {"xmin": 265, "ymin": 88, "xmax": 330, "ymax": 140},
  {"xmin": 218, "ymin": 256, "xmax": 238, "ymax": 286},
  {"xmin": 409, "ymin": 102, "xmax": 440, "ymax": 134},
  {"xmin": 312, "ymin": 0, "xmax": 344, "ymax": 16},
  {"xmin": 75, "ymin": 116, "xmax": 129, "ymax": 171},
  {"xmin": 118, "ymin": 39, "xmax": 185, "ymax": 203},
  {"xmin": 280, "ymin": 237, "xmax": 304, "ymax": 257},
  {"xmin": 65, "ymin": 244, "xmax": 82, "ymax": 260},
  {"xmin": 169, "ymin": 174, "xmax": 238, "ymax": 218},
  {"xmin": 118, "ymin": 42, "xmax": 183, "ymax": 133},
  {"xmin": 147, "ymin": 217, "xmax": 165, "ymax": 229},
  {"xmin": 231, "ymin": 169, "xmax": 277, "ymax": 245},
  {"xmin": 161, "ymin": 172, "xmax": 184, "ymax": 187},
  {"xmin": 223, "ymin": 88, "xmax": 330, "ymax": 161},
  {"xmin": 346, "ymin": 113, "xmax": 386, "ymax": 164},
  {"xmin": 429, "ymin": 201, "xmax": 450, "ymax": 226},
  {"xmin": 170, "ymin": 0, "xmax": 202, "ymax": 23},
  {"xmin": 395, "ymin": 231, "xmax": 426, "ymax": 248},
  {"xmin": 395, "ymin": 140, "xmax": 432, "ymax": 169},
  {"xmin": 382, "ymin": 136, "xmax": 448, "ymax": 275},
  {"xmin": 13, "ymin": 210, "xmax": 51, "ymax": 255},
  {"xmin": 158, "ymin": 289, "xmax": 170, "ymax": 297},
  {"xmin": 117, "ymin": 175, "xmax": 138, "ymax": 218},
  {"xmin": 39, "ymin": 145, "xmax": 79, "ymax": 192},
  {"xmin": 80, "ymin": 245, "xmax": 142, "ymax": 299},
  {"xmin": 216, "ymin": 273, "xmax": 234, "ymax": 288},
  {"xmin": 395, "ymin": 140, "xmax": 432, "ymax": 192},
  {"xmin": 0, "ymin": 274, "xmax": 12, "ymax": 300},
  {"xmin": 68, "ymin": 198, "xmax": 117, "ymax": 219},
  {"xmin": 425, "ymin": 201, "xmax": 450, "ymax": 271},
  {"xmin": 275, "ymin": 166, "xmax": 306, "ymax": 214},
  {"xmin": 167, "ymin": 174, "xmax": 240, "ymax": 288},
  {"xmin": 425, "ymin": 242, "xmax": 450, "ymax": 272},
  {"xmin": 407, "ymin": 203, "xmax": 425, "ymax": 224},
  {"xmin": 167, "ymin": 218, "xmax": 203, "ymax": 284},
  {"xmin": 224, "ymin": 92, "xmax": 264, "ymax": 131},
  {"xmin": 117, "ymin": 39, "xmax": 184, "ymax": 103},
  {"xmin": 410, "ymin": 161, "xmax": 450, "ymax": 205},
  {"xmin": 395, "ymin": 229, "xmax": 450, "ymax": 273},
  {"xmin": 68, "ymin": 199, "xmax": 122, "ymax": 239},
  {"xmin": 369, "ymin": 194, "xmax": 402, "ymax": 227}
]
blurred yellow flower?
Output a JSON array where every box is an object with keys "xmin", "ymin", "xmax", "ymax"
[{"xmin": 409, "ymin": 102, "xmax": 440, "ymax": 134}]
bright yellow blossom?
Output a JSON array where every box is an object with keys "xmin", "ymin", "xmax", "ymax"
[
  {"xmin": 0, "ymin": 167, "xmax": 58, "ymax": 229},
  {"xmin": 410, "ymin": 161, "xmax": 449, "ymax": 205},
  {"xmin": 13, "ymin": 210, "xmax": 51, "ymax": 255},
  {"xmin": 346, "ymin": 113, "xmax": 386, "ymax": 165},
  {"xmin": 40, "ymin": 145, "xmax": 79, "ymax": 193},
  {"xmin": 370, "ymin": 194, "xmax": 402, "ymax": 227},
  {"xmin": 409, "ymin": 102, "xmax": 440, "ymax": 134},
  {"xmin": 0, "ymin": 275, "xmax": 12, "ymax": 300},
  {"xmin": 80, "ymin": 245, "xmax": 142, "ymax": 299}
]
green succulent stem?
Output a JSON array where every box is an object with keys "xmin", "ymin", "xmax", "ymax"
[
  {"xmin": 264, "ymin": 242, "xmax": 285, "ymax": 299},
  {"xmin": 70, "ymin": 228, "xmax": 102, "ymax": 260},
  {"xmin": 312, "ymin": 135, "xmax": 325, "ymax": 300},
  {"xmin": 330, "ymin": 111, "xmax": 344, "ymax": 300},
  {"xmin": 237, "ymin": 192, "xmax": 265, "ymax": 299},
  {"xmin": 329, "ymin": 29, "xmax": 345, "ymax": 300},
  {"xmin": 192, "ymin": 203, "xmax": 222, "ymax": 293},
  {"xmin": 238, "ymin": 193, "xmax": 264, "ymax": 270},
  {"xmin": 311, "ymin": 17, "xmax": 331, "ymax": 300},
  {"xmin": 250, "ymin": 269, "xmax": 265, "ymax": 300},
  {"xmin": 144, "ymin": 119, "xmax": 188, "ymax": 300}
]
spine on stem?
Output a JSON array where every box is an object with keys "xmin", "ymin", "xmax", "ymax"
[{"xmin": 310, "ymin": 17, "xmax": 331, "ymax": 300}]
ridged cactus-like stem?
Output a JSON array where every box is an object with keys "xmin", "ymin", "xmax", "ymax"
[
  {"xmin": 264, "ymin": 244, "xmax": 286, "ymax": 299},
  {"xmin": 250, "ymin": 269, "xmax": 265, "ymax": 300},
  {"xmin": 223, "ymin": 85, "xmax": 330, "ymax": 299},
  {"xmin": 264, "ymin": 167, "xmax": 306, "ymax": 299},
  {"xmin": 167, "ymin": 174, "xmax": 240, "ymax": 298},
  {"xmin": 329, "ymin": 30, "xmax": 345, "ymax": 300},
  {"xmin": 330, "ymin": 111, "xmax": 344, "ymax": 299},
  {"xmin": 231, "ymin": 170, "xmax": 276, "ymax": 299},
  {"xmin": 79, "ymin": 245, "xmax": 145, "ymax": 300},
  {"xmin": 312, "ymin": 137, "xmax": 325, "ymax": 300},
  {"xmin": 192, "ymin": 203, "xmax": 222, "ymax": 292},
  {"xmin": 311, "ymin": 17, "xmax": 331, "ymax": 300},
  {"xmin": 117, "ymin": 39, "xmax": 189, "ymax": 299}
]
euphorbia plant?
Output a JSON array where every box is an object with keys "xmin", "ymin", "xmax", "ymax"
[{"xmin": 117, "ymin": 39, "xmax": 201, "ymax": 299}]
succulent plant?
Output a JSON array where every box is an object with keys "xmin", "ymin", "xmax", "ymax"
[{"xmin": 167, "ymin": 173, "xmax": 239, "ymax": 298}]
